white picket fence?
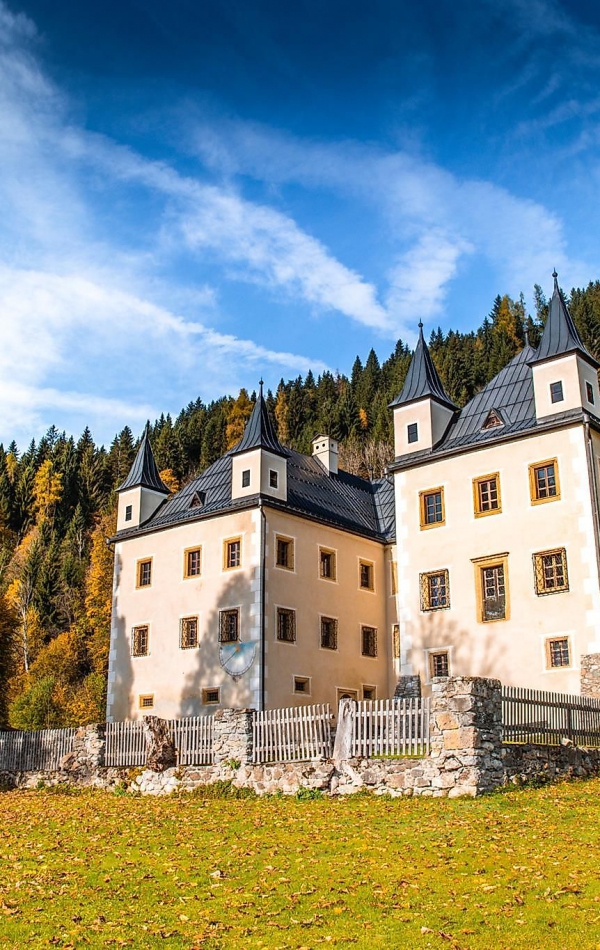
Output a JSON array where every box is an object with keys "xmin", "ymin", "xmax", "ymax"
[
  {"xmin": 351, "ymin": 698, "xmax": 430, "ymax": 757},
  {"xmin": 253, "ymin": 703, "xmax": 333, "ymax": 763},
  {"xmin": 104, "ymin": 717, "xmax": 214, "ymax": 767},
  {"xmin": 0, "ymin": 728, "xmax": 77, "ymax": 772}
]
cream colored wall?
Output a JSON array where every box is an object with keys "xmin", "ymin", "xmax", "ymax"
[
  {"xmin": 394, "ymin": 423, "xmax": 600, "ymax": 694},
  {"xmin": 107, "ymin": 509, "xmax": 262, "ymax": 721},
  {"xmin": 532, "ymin": 354, "xmax": 599, "ymax": 419},
  {"xmin": 231, "ymin": 449, "xmax": 288, "ymax": 502},
  {"xmin": 264, "ymin": 510, "xmax": 391, "ymax": 711},
  {"xmin": 393, "ymin": 400, "xmax": 453, "ymax": 455},
  {"xmin": 116, "ymin": 486, "xmax": 166, "ymax": 531}
]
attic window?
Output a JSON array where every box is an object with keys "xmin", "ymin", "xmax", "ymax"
[
  {"xmin": 482, "ymin": 409, "xmax": 504, "ymax": 431},
  {"xmin": 189, "ymin": 491, "xmax": 205, "ymax": 509},
  {"xmin": 550, "ymin": 381, "xmax": 564, "ymax": 404}
]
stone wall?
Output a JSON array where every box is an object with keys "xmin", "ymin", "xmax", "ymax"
[
  {"xmin": 2, "ymin": 677, "xmax": 600, "ymax": 797},
  {"xmin": 580, "ymin": 653, "xmax": 600, "ymax": 698},
  {"xmin": 393, "ymin": 675, "xmax": 421, "ymax": 700}
]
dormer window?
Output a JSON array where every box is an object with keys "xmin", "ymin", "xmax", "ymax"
[
  {"xmin": 550, "ymin": 381, "xmax": 564, "ymax": 404},
  {"xmin": 125, "ymin": 504, "xmax": 132, "ymax": 522},
  {"xmin": 586, "ymin": 381, "xmax": 595, "ymax": 405},
  {"xmin": 407, "ymin": 423, "xmax": 419, "ymax": 444},
  {"xmin": 189, "ymin": 491, "xmax": 205, "ymax": 509},
  {"xmin": 242, "ymin": 469, "xmax": 251, "ymax": 488},
  {"xmin": 269, "ymin": 470, "xmax": 278, "ymax": 488},
  {"xmin": 482, "ymin": 409, "xmax": 504, "ymax": 431}
]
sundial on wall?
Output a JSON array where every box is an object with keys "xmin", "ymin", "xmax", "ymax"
[{"xmin": 219, "ymin": 640, "xmax": 257, "ymax": 680}]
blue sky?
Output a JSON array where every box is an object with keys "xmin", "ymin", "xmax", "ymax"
[{"xmin": 1, "ymin": 0, "xmax": 600, "ymax": 447}]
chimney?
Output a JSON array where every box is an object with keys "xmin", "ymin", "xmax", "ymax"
[{"xmin": 311, "ymin": 434, "xmax": 338, "ymax": 475}]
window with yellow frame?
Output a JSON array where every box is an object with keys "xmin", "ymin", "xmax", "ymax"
[
  {"xmin": 473, "ymin": 473, "xmax": 501, "ymax": 517},
  {"xmin": 419, "ymin": 487, "xmax": 445, "ymax": 529},
  {"xmin": 529, "ymin": 459, "xmax": 560, "ymax": 505},
  {"xmin": 472, "ymin": 553, "xmax": 510, "ymax": 623}
]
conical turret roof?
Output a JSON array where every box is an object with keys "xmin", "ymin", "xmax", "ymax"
[
  {"xmin": 117, "ymin": 425, "xmax": 169, "ymax": 494},
  {"xmin": 232, "ymin": 382, "xmax": 287, "ymax": 457},
  {"xmin": 530, "ymin": 271, "xmax": 598, "ymax": 368},
  {"xmin": 389, "ymin": 323, "xmax": 456, "ymax": 410}
]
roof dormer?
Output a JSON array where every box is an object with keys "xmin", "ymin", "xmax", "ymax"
[
  {"xmin": 116, "ymin": 425, "xmax": 169, "ymax": 530},
  {"xmin": 230, "ymin": 382, "xmax": 288, "ymax": 502}
]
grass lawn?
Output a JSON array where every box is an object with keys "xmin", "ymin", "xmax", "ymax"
[{"xmin": 1, "ymin": 780, "xmax": 600, "ymax": 949}]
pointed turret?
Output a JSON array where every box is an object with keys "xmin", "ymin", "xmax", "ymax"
[
  {"xmin": 390, "ymin": 322, "xmax": 456, "ymax": 410},
  {"xmin": 530, "ymin": 271, "xmax": 598, "ymax": 369},
  {"xmin": 529, "ymin": 272, "xmax": 599, "ymax": 419},
  {"xmin": 116, "ymin": 425, "xmax": 169, "ymax": 531},
  {"xmin": 390, "ymin": 324, "xmax": 456, "ymax": 457},
  {"xmin": 231, "ymin": 382, "xmax": 288, "ymax": 501}
]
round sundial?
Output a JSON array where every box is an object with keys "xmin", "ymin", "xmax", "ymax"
[{"xmin": 219, "ymin": 640, "xmax": 257, "ymax": 679}]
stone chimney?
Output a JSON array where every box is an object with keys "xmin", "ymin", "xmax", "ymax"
[{"xmin": 311, "ymin": 434, "xmax": 338, "ymax": 475}]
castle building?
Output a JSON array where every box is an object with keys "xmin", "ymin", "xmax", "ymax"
[{"xmin": 107, "ymin": 274, "xmax": 600, "ymax": 720}]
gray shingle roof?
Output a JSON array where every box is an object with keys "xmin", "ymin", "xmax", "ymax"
[
  {"xmin": 389, "ymin": 323, "xmax": 456, "ymax": 410},
  {"xmin": 117, "ymin": 426, "xmax": 169, "ymax": 494},
  {"xmin": 531, "ymin": 272, "xmax": 599, "ymax": 369},
  {"xmin": 232, "ymin": 386, "xmax": 286, "ymax": 458}
]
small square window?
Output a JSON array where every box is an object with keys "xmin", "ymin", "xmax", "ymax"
[
  {"xmin": 337, "ymin": 687, "xmax": 358, "ymax": 703},
  {"xmin": 184, "ymin": 547, "xmax": 202, "ymax": 578},
  {"xmin": 429, "ymin": 651, "xmax": 449, "ymax": 678},
  {"xmin": 275, "ymin": 536, "xmax": 294, "ymax": 570},
  {"xmin": 294, "ymin": 676, "xmax": 310, "ymax": 695},
  {"xmin": 362, "ymin": 685, "xmax": 376, "ymax": 701},
  {"xmin": 530, "ymin": 460, "xmax": 560, "ymax": 504},
  {"xmin": 533, "ymin": 548, "xmax": 569, "ymax": 595},
  {"xmin": 276, "ymin": 607, "xmax": 296, "ymax": 643},
  {"xmin": 407, "ymin": 422, "xmax": 419, "ymax": 444},
  {"xmin": 269, "ymin": 470, "xmax": 278, "ymax": 488},
  {"xmin": 242, "ymin": 469, "xmax": 251, "ymax": 488},
  {"xmin": 139, "ymin": 694, "xmax": 154, "ymax": 709},
  {"xmin": 420, "ymin": 570, "xmax": 450, "ymax": 611},
  {"xmin": 131, "ymin": 625, "xmax": 149, "ymax": 657},
  {"xmin": 137, "ymin": 558, "xmax": 152, "ymax": 588},
  {"xmin": 319, "ymin": 547, "xmax": 336, "ymax": 580},
  {"xmin": 125, "ymin": 504, "xmax": 133, "ymax": 522},
  {"xmin": 550, "ymin": 381, "xmax": 564, "ymax": 404},
  {"xmin": 180, "ymin": 616, "xmax": 199, "ymax": 649},
  {"xmin": 320, "ymin": 616, "xmax": 338, "ymax": 650},
  {"xmin": 546, "ymin": 637, "xmax": 570, "ymax": 669},
  {"xmin": 586, "ymin": 381, "xmax": 595, "ymax": 405},
  {"xmin": 203, "ymin": 687, "xmax": 221, "ymax": 704},
  {"xmin": 473, "ymin": 474, "xmax": 501, "ymax": 516},
  {"xmin": 392, "ymin": 624, "xmax": 400, "ymax": 660},
  {"xmin": 219, "ymin": 608, "xmax": 239, "ymax": 643},
  {"xmin": 361, "ymin": 625, "xmax": 377, "ymax": 657},
  {"xmin": 224, "ymin": 538, "xmax": 242, "ymax": 569},
  {"xmin": 420, "ymin": 488, "xmax": 444, "ymax": 528},
  {"xmin": 359, "ymin": 560, "xmax": 374, "ymax": 591}
]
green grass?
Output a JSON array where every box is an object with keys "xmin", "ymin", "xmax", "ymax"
[{"xmin": 2, "ymin": 780, "xmax": 600, "ymax": 949}]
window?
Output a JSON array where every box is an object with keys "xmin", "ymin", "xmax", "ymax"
[
  {"xmin": 139, "ymin": 694, "xmax": 154, "ymax": 709},
  {"xmin": 420, "ymin": 570, "xmax": 450, "ymax": 611},
  {"xmin": 276, "ymin": 607, "xmax": 296, "ymax": 643},
  {"xmin": 407, "ymin": 422, "xmax": 419, "ymax": 444},
  {"xmin": 550, "ymin": 381, "xmax": 564, "ymax": 404},
  {"xmin": 337, "ymin": 687, "xmax": 358, "ymax": 703},
  {"xmin": 529, "ymin": 460, "xmax": 560, "ymax": 504},
  {"xmin": 242, "ymin": 469, "xmax": 251, "ymax": 488},
  {"xmin": 269, "ymin": 470, "xmax": 278, "ymax": 488},
  {"xmin": 184, "ymin": 547, "xmax": 202, "ymax": 578},
  {"xmin": 473, "ymin": 473, "xmax": 501, "ymax": 517},
  {"xmin": 390, "ymin": 560, "xmax": 398, "ymax": 595},
  {"xmin": 219, "ymin": 608, "xmax": 239, "ymax": 643},
  {"xmin": 482, "ymin": 408, "xmax": 503, "ymax": 430},
  {"xmin": 392, "ymin": 624, "xmax": 400, "ymax": 660},
  {"xmin": 361, "ymin": 625, "xmax": 377, "ymax": 657},
  {"xmin": 419, "ymin": 488, "xmax": 445, "ymax": 528},
  {"xmin": 429, "ymin": 651, "xmax": 449, "ymax": 678},
  {"xmin": 125, "ymin": 504, "xmax": 132, "ymax": 522},
  {"xmin": 180, "ymin": 616, "xmax": 199, "ymax": 649},
  {"xmin": 131, "ymin": 625, "xmax": 149, "ymax": 657},
  {"xmin": 294, "ymin": 676, "xmax": 310, "ymax": 695},
  {"xmin": 546, "ymin": 637, "xmax": 570, "ymax": 669},
  {"xmin": 319, "ymin": 547, "xmax": 337, "ymax": 580},
  {"xmin": 362, "ymin": 686, "xmax": 376, "ymax": 700},
  {"xmin": 534, "ymin": 548, "xmax": 569, "ymax": 595},
  {"xmin": 275, "ymin": 536, "xmax": 294, "ymax": 570},
  {"xmin": 224, "ymin": 538, "xmax": 242, "ymax": 570},
  {"xmin": 359, "ymin": 560, "xmax": 374, "ymax": 591},
  {"xmin": 203, "ymin": 687, "xmax": 221, "ymax": 704},
  {"xmin": 474, "ymin": 556, "xmax": 509, "ymax": 622},
  {"xmin": 586, "ymin": 381, "xmax": 595, "ymax": 405},
  {"xmin": 136, "ymin": 558, "xmax": 152, "ymax": 588},
  {"xmin": 320, "ymin": 616, "xmax": 338, "ymax": 650}
]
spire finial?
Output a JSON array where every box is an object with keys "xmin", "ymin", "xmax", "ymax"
[
  {"xmin": 259, "ymin": 378, "xmax": 264, "ymax": 396},
  {"xmin": 418, "ymin": 319, "xmax": 423, "ymax": 331},
  {"xmin": 552, "ymin": 268, "xmax": 558, "ymax": 284}
]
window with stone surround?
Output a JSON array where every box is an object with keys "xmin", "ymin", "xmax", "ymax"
[
  {"xmin": 534, "ymin": 548, "xmax": 569, "ymax": 595},
  {"xmin": 276, "ymin": 607, "xmax": 296, "ymax": 643},
  {"xmin": 180, "ymin": 616, "xmax": 199, "ymax": 649},
  {"xmin": 139, "ymin": 694, "xmax": 154, "ymax": 709},
  {"xmin": 131, "ymin": 625, "xmax": 149, "ymax": 657},
  {"xmin": 320, "ymin": 616, "xmax": 338, "ymax": 650},
  {"xmin": 136, "ymin": 558, "xmax": 152, "ymax": 588},
  {"xmin": 184, "ymin": 547, "xmax": 202, "ymax": 578},
  {"xmin": 319, "ymin": 547, "xmax": 337, "ymax": 581},
  {"xmin": 361, "ymin": 625, "xmax": 377, "ymax": 658},
  {"xmin": 420, "ymin": 570, "xmax": 450, "ymax": 611},
  {"xmin": 419, "ymin": 488, "xmax": 445, "ymax": 529},
  {"xmin": 224, "ymin": 537, "xmax": 242, "ymax": 570},
  {"xmin": 529, "ymin": 459, "xmax": 560, "ymax": 504},
  {"xmin": 429, "ymin": 651, "xmax": 449, "ymax": 678},
  {"xmin": 473, "ymin": 473, "xmax": 501, "ymax": 517},
  {"xmin": 545, "ymin": 637, "xmax": 571, "ymax": 669},
  {"xmin": 219, "ymin": 608, "xmax": 240, "ymax": 643},
  {"xmin": 275, "ymin": 535, "xmax": 294, "ymax": 570},
  {"xmin": 203, "ymin": 687, "xmax": 221, "ymax": 704}
]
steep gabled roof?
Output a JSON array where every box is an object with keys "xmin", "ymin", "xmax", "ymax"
[
  {"xmin": 117, "ymin": 425, "xmax": 169, "ymax": 494},
  {"xmin": 232, "ymin": 383, "xmax": 287, "ymax": 458},
  {"xmin": 530, "ymin": 271, "xmax": 599, "ymax": 369},
  {"xmin": 389, "ymin": 323, "xmax": 456, "ymax": 410}
]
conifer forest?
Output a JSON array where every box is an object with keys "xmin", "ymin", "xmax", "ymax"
[{"xmin": 2, "ymin": 281, "xmax": 600, "ymax": 729}]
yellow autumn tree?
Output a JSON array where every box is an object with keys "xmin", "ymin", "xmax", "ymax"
[
  {"xmin": 5, "ymin": 529, "xmax": 44, "ymax": 673},
  {"xmin": 159, "ymin": 468, "xmax": 179, "ymax": 493},
  {"xmin": 84, "ymin": 509, "xmax": 116, "ymax": 677},
  {"xmin": 32, "ymin": 459, "xmax": 63, "ymax": 525},
  {"xmin": 358, "ymin": 407, "xmax": 369, "ymax": 430},
  {"xmin": 225, "ymin": 389, "xmax": 254, "ymax": 449}
]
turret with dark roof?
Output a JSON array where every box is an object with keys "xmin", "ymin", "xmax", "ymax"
[
  {"xmin": 117, "ymin": 424, "xmax": 169, "ymax": 494},
  {"xmin": 389, "ymin": 322, "xmax": 456, "ymax": 410},
  {"xmin": 530, "ymin": 271, "xmax": 599, "ymax": 369},
  {"xmin": 232, "ymin": 382, "xmax": 287, "ymax": 458}
]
